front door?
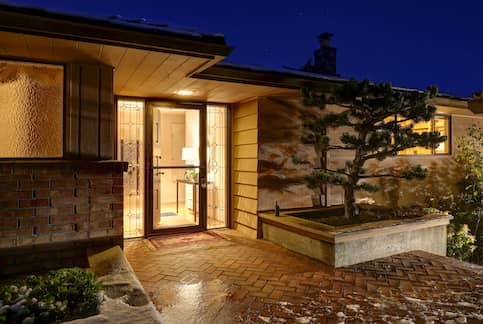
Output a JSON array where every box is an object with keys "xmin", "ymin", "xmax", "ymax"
[
  {"xmin": 117, "ymin": 98, "xmax": 228, "ymax": 238},
  {"xmin": 147, "ymin": 102, "xmax": 207, "ymax": 235}
]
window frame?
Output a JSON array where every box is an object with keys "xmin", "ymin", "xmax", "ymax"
[{"xmin": 394, "ymin": 114, "xmax": 451, "ymax": 156}]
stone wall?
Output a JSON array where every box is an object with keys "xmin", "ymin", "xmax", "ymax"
[
  {"xmin": 257, "ymin": 96, "xmax": 483, "ymax": 210},
  {"xmin": 0, "ymin": 160, "xmax": 127, "ymax": 275}
]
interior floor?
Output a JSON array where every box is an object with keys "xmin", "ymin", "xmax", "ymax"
[{"xmin": 156, "ymin": 203, "xmax": 197, "ymax": 228}]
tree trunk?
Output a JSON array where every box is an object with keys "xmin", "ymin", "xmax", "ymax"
[{"xmin": 343, "ymin": 184, "xmax": 359, "ymax": 219}]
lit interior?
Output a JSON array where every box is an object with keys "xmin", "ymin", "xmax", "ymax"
[
  {"xmin": 398, "ymin": 119, "xmax": 433, "ymax": 155},
  {"xmin": 118, "ymin": 100, "xmax": 227, "ymax": 236},
  {"xmin": 433, "ymin": 116, "xmax": 450, "ymax": 154},
  {"xmin": 152, "ymin": 107, "xmax": 201, "ymax": 229},
  {"xmin": 383, "ymin": 115, "xmax": 450, "ymax": 155},
  {"xmin": 152, "ymin": 105, "xmax": 228, "ymax": 229}
]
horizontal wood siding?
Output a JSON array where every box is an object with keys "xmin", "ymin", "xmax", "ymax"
[{"xmin": 232, "ymin": 100, "xmax": 258, "ymax": 238}]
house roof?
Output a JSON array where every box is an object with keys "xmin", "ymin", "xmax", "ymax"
[
  {"xmin": 0, "ymin": 2, "xmax": 232, "ymax": 58},
  {"xmin": 194, "ymin": 61, "xmax": 472, "ymax": 102},
  {"xmin": 195, "ymin": 61, "xmax": 482, "ymax": 112}
]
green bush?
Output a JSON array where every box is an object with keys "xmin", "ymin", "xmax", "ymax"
[
  {"xmin": 0, "ymin": 268, "xmax": 101, "ymax": 324},
  {"xmin": 447, "ymin": 224, "xmax": 476, "ymax": 262}
]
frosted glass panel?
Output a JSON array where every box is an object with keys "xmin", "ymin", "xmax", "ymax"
[
  {"xmin": 118, "ymin": 99, "xmax": 145, "ymax": 238},
  {"xmin": 207, "ymin": 105, "xmax": 227, "ymax": 229},
  {"xmin": 0, "ymin": 60, "xmax": 63, "ymax": 157}
]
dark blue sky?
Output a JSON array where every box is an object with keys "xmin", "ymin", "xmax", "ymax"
[{"xmin": 9, "ymin": 0, "xmax": 483, "ymax": 97}]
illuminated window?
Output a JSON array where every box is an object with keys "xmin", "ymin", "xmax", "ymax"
[
  {"xmin": 0, "ymin": 60, "xmax": 63, "ymax": 158},
  {"xmin": 384, "ymin": 115, "xmax": 450, "ymax": 155},
  {"xmin": 433, "ymin": 116, "xmax": 450, "ymax": 154}
]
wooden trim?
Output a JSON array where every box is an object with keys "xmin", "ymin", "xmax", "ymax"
[
  {"xmin": 116, "ymin": 95, "xmax": 229, "ymax": 107},
  {"xmin": 113, "ymin": 97, "xmax": 119, "ymax": 160},
  {"xmin": 226, "ymin": 104, "xmax": 233, "ymax": 229},
  {"xmin": 199, "ymin": 103, "xmax": 208, "ymax": 231},
  {"xmin": 144, "ymin": 98, "xmax": 152, "ymax": 237},
  {"xmin": 193, "ymin": 65, "xmax": 332, "ymax": 90}
]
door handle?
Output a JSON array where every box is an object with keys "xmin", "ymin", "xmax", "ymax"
[{"xmin": 200, "ymin": 177, "xmax": 207, "ymax": 188}]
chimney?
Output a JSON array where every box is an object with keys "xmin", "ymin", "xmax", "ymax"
[{"xmin": 302, "ymin": 32, "xmax": 337, "ymax": 76}]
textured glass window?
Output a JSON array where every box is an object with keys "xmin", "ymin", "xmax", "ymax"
[
  {"xmin": 0, "ymin": 60, "xmax": 63, "ymax": 158},
  {"xmin": 118, "ymin": 99, "xmax": 145, "ymax": 238},
  {"xmin": 207, "ymin": 104, "xmax": 228, "ymax": 229}
]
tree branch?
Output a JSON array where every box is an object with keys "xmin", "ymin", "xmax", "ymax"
[
  {"xmin": 359, "ymin": 174, "xmax": 397, "ymax": 179},
  {"xmin": 313, "ymin": 167, "xmax": 350, "ymax": 177},
  {"xmin": 327, "ymin": 145, "xmax": 356, "ymax": 150}
]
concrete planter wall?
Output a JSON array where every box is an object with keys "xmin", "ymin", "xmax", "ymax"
[{"xmin": 258, "ymin": 211, "xmax": 452, "ymax": 267}]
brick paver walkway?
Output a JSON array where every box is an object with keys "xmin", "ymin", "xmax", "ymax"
[{"xmin": 124, "ymin": 230, "xmax": 483, "ymax": 323}]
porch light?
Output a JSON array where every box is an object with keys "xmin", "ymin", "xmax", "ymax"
[{"xmin": 175, "ymin": 89, "xmax": 194, "ymax": 96}]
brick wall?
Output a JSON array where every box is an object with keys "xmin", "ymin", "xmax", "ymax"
[{"xmin": 0, "ymin": 160, "xmax": 127, "ymax": 275}]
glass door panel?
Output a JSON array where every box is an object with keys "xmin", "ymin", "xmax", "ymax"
[
  {"xmin": 207, "ymin": 105, "xmax": 228, "ymax": 229},
  {"xmin": 118, "ymin": 99, "xmax": 145, "ymax": 238},
  {"xmin": 152, "ymin": 106, "xmax": 202, "ymax": 230},
  {"xmin": 153, "ymin": 167, "xmax": 200, "ymax": 229}
]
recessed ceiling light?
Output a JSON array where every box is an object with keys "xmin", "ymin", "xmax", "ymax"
[{"xmin": 175, "ymin": 90, "xmax": 194, "ymax": 96}]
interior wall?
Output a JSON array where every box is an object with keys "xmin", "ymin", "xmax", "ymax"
[
  {"xmin": 155, "ymin": 110, "xmax": 186, "ymax": 205},
  {"xmin": 232, "ymin": 100, "xmax": 259, "ymax": 238}
]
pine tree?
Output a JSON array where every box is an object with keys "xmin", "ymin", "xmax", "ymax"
[{"xmin": 296, "ymin": 79, "xmax": 446, "ymax": 219}]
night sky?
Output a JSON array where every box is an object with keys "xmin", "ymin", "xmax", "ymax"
[{"xmin": 8, "ymin": 0, "xmax": 483, "ymax": 97}]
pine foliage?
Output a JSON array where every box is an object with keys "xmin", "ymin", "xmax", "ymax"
[{"xmin": 297, "ymin": 79, "xmax": 446, "ymax": 218}]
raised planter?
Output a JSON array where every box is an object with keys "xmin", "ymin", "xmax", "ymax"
[{"xmin": 258, "ymin": 208, "xmax": 452, "ymax": 267}]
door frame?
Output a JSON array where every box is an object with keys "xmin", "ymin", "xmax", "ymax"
[
  {"xmin": 115, "ymin": 96, "xmax": 232, "ymax": 238},
  {"xmin": 145, "ymin": 100, "xmax": 207, "ymax": 236}
]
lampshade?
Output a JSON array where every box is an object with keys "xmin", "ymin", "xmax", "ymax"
[{"xmin": 181, "ymin": 147, "xmax": 199, "ymax": 162}]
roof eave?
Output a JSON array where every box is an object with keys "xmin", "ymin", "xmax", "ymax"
[
  {"xmin": 194, "ymin": 63, "xmax": 473, "ymax": 109},
  {"xmin": 193, "ymin": 64, "xmax": 341, "ymax": 89},
  {"xmin": 0, "ymin": 4, "xmax": 233, "ymax": 59}
]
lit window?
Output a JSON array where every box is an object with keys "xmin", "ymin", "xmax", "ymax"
[
  {"xmin": 398, "ymin": 118, "xmax": 433, "ymax": 155},
  {"xmin": 0, "ymin": 60, "xmax": 63, "ymax": 158},
  {"xmin": 433, "ymin": 116, "xmax": 450, "ymax": 154},
  {"xmin": 384, "ymin": 115, "xmax": 450, "ymax": 155}
]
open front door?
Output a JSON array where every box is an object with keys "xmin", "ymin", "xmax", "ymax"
[
  {"xmin": 118, "ymin": 98, "xmax": 228, "ymax": 238},
  {"xmin": 146, "ymin": 102, "xmax": 207, "ymax": 235}
]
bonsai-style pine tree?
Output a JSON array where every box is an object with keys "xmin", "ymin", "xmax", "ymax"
[{"xmin": 296, "ymin": 79, "xmax": 446, "ymax": 219}]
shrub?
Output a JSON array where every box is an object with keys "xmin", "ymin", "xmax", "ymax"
[
  {"xmin": 0, "ymin": 268, "xmax": 101, "ymax": 324},
  {"xmin": 447, "ymin": 224, "xmax": 476, "ymax": 262}
]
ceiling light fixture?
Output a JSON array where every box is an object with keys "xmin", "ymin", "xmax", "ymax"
[{"xmin": 175, "ymin": 90, "xmax": 194, "ymax": 96}]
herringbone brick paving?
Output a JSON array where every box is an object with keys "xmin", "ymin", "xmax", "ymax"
[{"xmin": 124, "ymin": 230, "xmax": 483, "ymax": 323}]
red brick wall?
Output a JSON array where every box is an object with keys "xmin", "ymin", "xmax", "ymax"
[{"xmin": 0, "ymin": 160, "xmax": 127, "ymax": 275}]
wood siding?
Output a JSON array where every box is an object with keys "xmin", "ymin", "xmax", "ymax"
[
  {"xmin": 65, "ymin": 63, "xmax": 114, "ymax": 160},
  {"xmin": 232, "ymin": 100, "xmax": 258, "ymax": 238}
]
